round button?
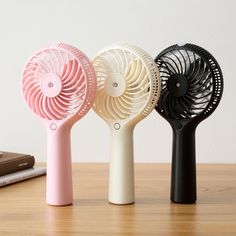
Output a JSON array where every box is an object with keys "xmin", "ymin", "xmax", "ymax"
[
  {"xmin": 175, "ymin": 122, "xmax": 182, "ymax": 129},
  {"xmin": 50, "ymin": 123, "xmax": 57, "ymax": 130},
  {"xmin": 114, "ymin": 123, "xmax": 121, "ymax": 130}
]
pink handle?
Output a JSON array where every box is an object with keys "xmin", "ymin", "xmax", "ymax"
[{"xmin": 46, "ymin": 125, "xmax": 72, "ymax": 206}]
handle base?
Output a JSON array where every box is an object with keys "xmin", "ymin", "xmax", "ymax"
[
  {"xmin": 46, "ymin": 125, "xmax": 73, "ymax": 206},
  {"xmin": 170, "ymin": 123, "xmax": 197, "ymax": 204},
  {"xmin": 108, "ymin": 124, "xmax": 135, "ymax": 205}
]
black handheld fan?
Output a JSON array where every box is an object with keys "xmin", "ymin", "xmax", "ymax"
[{"xmin": 155, "ymin": 43, "xmax": 223, "ymax": 203}]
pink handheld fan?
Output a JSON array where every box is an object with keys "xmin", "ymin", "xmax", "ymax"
[{"xmin": 21, "ymin": 43, "xmax": 97, "ymax": 206}]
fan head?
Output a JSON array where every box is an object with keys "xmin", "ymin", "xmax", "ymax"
[
  {"xmin": 22, "ymin": 43, "xmax": 97, "ymax": 128},
  {"xmin": 92, "ymin": 43, "xmax": 160, "ymax": 126},
  {"xmin": 155, "ymin": 43, "xmax": 223, "ymax": 123}
]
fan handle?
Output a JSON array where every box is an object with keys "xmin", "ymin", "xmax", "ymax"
[
  {"xmin": 171, "ymin": 122, "xmax": 197, "ymax": 204},
  {"xmin": 109, "ymin": 124, "xmax": 135, "ymax": 204},
  {"xmin": 46, "ymin": 125, "xmax": 73, "ymax": 206}
]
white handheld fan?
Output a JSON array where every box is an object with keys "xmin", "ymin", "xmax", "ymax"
[
  {"xmin": 22, "ymin": 43, "xmax": 97, "ymax": 206},
  {"xmin": 93, "ymin": 43, "xmax": 161, "ymax": 204}
]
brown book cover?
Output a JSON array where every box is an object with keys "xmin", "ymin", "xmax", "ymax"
[{"xmin": 0, "ymin": 152, "xmax": 35, "ymax": 176}]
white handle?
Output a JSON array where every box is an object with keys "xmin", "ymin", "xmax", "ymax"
[
  {"xmin": 46, "ymin": 125, "xmax": 72, "ymax": 206},
  {"xmin": 109, "ymin": 124, "xmax": 134, "ymax": 204}
]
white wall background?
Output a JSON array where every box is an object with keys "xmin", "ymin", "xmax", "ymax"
[{"xmin": 0, "ymin": 0, "xmax": 235, "ymax": 163}]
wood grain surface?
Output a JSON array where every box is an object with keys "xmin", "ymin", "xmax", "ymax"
[{"xmin": 0, "ymin": 164, "xmax": 235, "ymax": 236}]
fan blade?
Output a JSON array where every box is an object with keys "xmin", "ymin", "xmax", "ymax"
[
  {"xmin": 53, "ymin": 96, "xmax": 70, "ymax": 114},
  {"xmin": 186, "ymin": 52, "xmax": 198, "ymax": 80},
  {"xmin": 185, "ymin": 50, "xmax": 193, "ymax": 76},
  {"xmin": 177, "ymin": 49, "xmax": 187, "ymax": 74},
  {"xmin": 47, "ymin": 97, "xmax": 64, "ymax": 120},
  {"xmin": 189, "ymin": 58, "xmax": 205, "ymax": 84},
  {"xmin": 167, "ymin": 95, "xmax": 177, "ymax": 119},
  {"xmin": 116, "ymin": 96, "xmax": 132, "ymax": 112},
  {"xmin": 163, "ymin": 53, "xmax": 181, "ymax": 74},
  {"xmin": 29, "ymin": 86, "xmax": 41, "ymax": 112},
  {"xmin": 178, "ymin": 97, "xmax": 193, "ymax": 118},
  {"xmin": 161, "ymin": 57, "xmax": 178, "ymax": 75},
  {"xmin": 35, "ymin": 52, "xmax": 52, "ymax": 74},
  {"xmin": 159, "ymin": 88, "xmax": 169, "ymax": 114},
  {"xmin": 34, "ymin": 89, "xmax": 43, "ymax": 116},
  {"xmin": 106, "ymin": 96, "xmax": 120, "ymax": 120},
  {"xmin": 112, "ymin": 97, "xmax": 128, "ymax": 119}
]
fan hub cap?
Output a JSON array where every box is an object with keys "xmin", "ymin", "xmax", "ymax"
[
  {"xmin": 40, "ymin": 73, "xmax": 62, "ymax": 97},
  {"xmin": 105, "ymin": 73, "xmax": 126, "ymax": 97},
  {"xmin": 167, "ymin": 74, "xmax": 188, "ymax": 97}
]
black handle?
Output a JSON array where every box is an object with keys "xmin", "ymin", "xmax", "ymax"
[{"xmin": 171, "ymin": 123, "xmax": 197, "ymax": 204}]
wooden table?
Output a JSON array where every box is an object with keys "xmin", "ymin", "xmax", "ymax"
[{"xmin": 0, "ymin": 164, "xmax": 235, "ymax": 236}]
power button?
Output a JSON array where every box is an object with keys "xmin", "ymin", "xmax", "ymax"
[{"xmin": 114, "ymin": 123, "xmax": 121, "ymax": 130}]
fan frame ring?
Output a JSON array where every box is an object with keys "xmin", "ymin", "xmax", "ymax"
[
  {"xmin": 155, "ymin": 43, "xmax": 223, "ymax": 124},
  {"xmin": 93, "ymin": 43, "xmax": 161, "ymax": 125},
  {"xmin": 21, "ymin": 43, "xmax": 97, "ymax": 124}
]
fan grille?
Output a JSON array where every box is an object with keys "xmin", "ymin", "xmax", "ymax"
[
  {"xmin": 93, "ymin": 44, "xmax": 160, "ymax": 121},
  {"xmin": 155, "ymin": 44, "xmax": 223, "ymax": 120},
  {"xmin": 22, "ymin": 43, "xmax": 96, "ymax": 121}
]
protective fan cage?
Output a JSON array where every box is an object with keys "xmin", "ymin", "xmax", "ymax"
[
  {"xmin": 22, "ymin": 43, "xmax": 96, "ymax": 121},
  {"xmin": 93, "ymin": 44, "xmax": 160, "ymax": 121},
  {"xmin": 155, "ymin": 44, "xmax": 223, "ymax": 120}
]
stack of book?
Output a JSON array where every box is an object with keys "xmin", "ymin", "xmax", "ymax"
[{"xmin": 0, "ymin": 152, "xmax": 46, "ymax": 186}]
